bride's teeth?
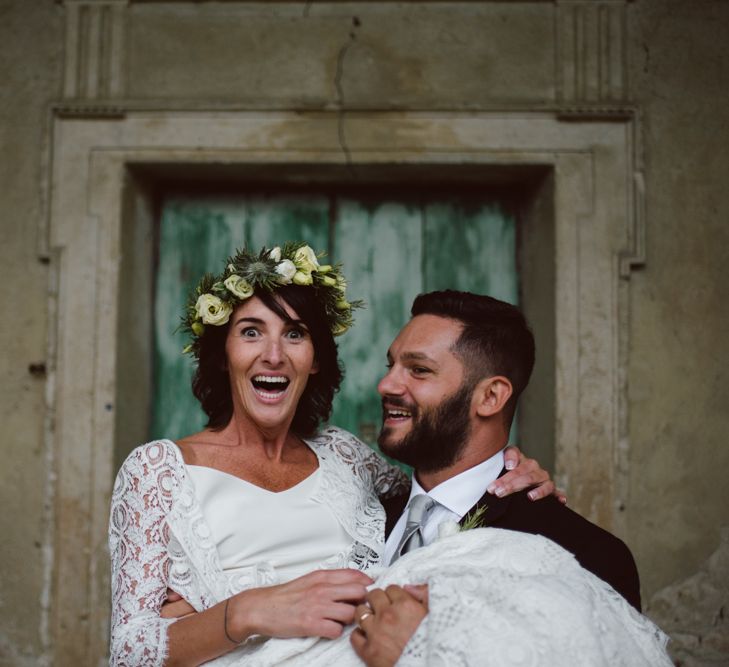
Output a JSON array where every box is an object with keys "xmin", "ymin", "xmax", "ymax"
[{"xmin": 253, "ymin": 375, "xmax": 288, "ymax": 383}]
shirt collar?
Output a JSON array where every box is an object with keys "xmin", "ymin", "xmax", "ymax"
[{"xmin": 408, "ymin": 448, "xmax": 505, "ymax": 519}]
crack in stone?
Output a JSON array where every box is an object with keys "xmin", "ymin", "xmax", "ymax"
[{"xmin": 334, "ymin": 18, "xmax": 360, "ymax": 177}]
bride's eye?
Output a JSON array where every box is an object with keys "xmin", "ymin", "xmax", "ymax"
[
  {"xmin": 241, "ymin": 327, "xmax": 260, "ymax": 338},
  {"xmin": 285, "ymin": 327, "xmax": 308, "ymax": 340}
]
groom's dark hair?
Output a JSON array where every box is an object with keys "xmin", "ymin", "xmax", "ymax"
[{"xmin": 411, "ymin": 290, "xmax": 535, "ymax": 425}]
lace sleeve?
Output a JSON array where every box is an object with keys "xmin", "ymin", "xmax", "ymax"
[
  {"xmin": 109, "ymin": 443, "xmax": 178, "ymax": 667},
  {"xmin": 358, "ymin": 439, "xmax": 409, "ymax": 499}
]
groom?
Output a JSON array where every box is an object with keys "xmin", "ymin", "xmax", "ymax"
[{"xmin": 351, "ymin": 290, "xmax": 640, "ymax": 665}]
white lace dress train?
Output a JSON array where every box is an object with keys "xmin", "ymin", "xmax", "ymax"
[{"xmin": 216, "ymin": 529, "xmax": 672, "ymax": 667}]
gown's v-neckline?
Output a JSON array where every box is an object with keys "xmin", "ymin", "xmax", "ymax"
[
  {"xmin": 185, "ymin": 462, "xmax": 320, "ymax": 495},
  {"xmin": 172, "ymin": 436, "xmax": 321, "ymax": 495}
]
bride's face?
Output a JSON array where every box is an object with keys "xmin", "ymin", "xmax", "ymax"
[{"xmin": 225, "ymin": 297, "xmax": 318, "ymax": 431}]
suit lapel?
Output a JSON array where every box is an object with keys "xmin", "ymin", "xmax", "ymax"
[{"xmin": 459, "ymin": 467, "xmax": 513, "ymax": 527}]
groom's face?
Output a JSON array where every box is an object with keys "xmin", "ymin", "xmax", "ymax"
[{"xmin": 377, "ymin": 315, "xmax": 475, "ymax": 472}]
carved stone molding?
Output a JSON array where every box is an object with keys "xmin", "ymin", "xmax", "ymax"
[
  {"xmin": 557, "ymin": 0, "xmax": 629, "ymax": 105},
  {"xmin": 557, "ymin": 106, "xmax": 634, "ymax": 122},
  {"xmin": 54, "ymin": 103, "xmax": 127, "ymax": 118},
  {"xmin": 54, "ymin": 1, "xmax": 635, "ymax": 110},
  {"xmin": 62, "ymin": 0, "xmax": 128, "ymax": 100}
]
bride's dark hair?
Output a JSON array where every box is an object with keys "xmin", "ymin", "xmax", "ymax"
[{"xmin": 192, "ymin": 285, "xmax": 343, "ymax": 437}]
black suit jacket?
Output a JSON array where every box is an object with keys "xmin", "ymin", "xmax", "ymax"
[{"xmin": 382, "ymin": 470, "xmax": 642, "ymax": 611}]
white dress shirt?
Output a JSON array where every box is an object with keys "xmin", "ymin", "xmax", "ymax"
[{"xmin": 383, "ymin": 448, "xmax": 505, "ymax": 565}]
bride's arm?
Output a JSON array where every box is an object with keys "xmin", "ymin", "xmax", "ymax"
[
  {"xmin": 109, "ymin": 447, "xmax": 179, "ymax": 666},
  {"xmin": 165, "ymin": 569, "xmax": 370, "ymax": 665},
  {"xmin": 109, "ymin": 446, "xmax": 371, "ymax": 667}
]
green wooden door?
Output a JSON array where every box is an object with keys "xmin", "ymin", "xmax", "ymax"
[{"xmin": 151, "ymin": 192, "xmax": 517, "ymax": 450}]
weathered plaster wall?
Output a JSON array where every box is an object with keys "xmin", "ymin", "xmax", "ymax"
[
  {"xmin": 628, "ymin": 2, "xmax": 729, "ymax": 662},
  {"xmin": 0, "ymin": 1, "xmax": 727, "ymax": 665},
  {"xmin": 0, "ymin": 3, "xmax": 62, "ymax": 665},
  {"xmin": 125, "ymin": 2, "xmax": 555, "ymax": 106}
]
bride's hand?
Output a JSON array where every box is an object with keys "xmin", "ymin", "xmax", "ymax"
[
  {"xmin": 227, "ymin": 568, "xmax": 373, "ymax": 641},
  {"xmin": 488, "ymin": 445, "xmax": 567, "ymax": 503}
]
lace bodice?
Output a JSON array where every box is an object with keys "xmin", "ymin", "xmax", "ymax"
[{"xmin": 108, "ymin": 426, "xmax": 408, "ymax": 666}]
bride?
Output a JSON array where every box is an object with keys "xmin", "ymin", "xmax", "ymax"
[{"xmin": 109, "ymin": 243, "xmax": 556, "ymax": 666}]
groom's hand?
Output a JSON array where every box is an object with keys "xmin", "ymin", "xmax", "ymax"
[
  {"xmin": 160, "ymin": 588, "xmax": 197, "ymax": 619},
  {"xmin": 350, "ymin": 585, "xmax": 428, "ymax": 667}
]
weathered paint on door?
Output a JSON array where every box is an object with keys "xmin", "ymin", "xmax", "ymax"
[{"xmin": 151, "ymin": 193, "xmax": 517, "ymax": 452}]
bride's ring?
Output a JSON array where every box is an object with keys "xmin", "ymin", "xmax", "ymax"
[{"xmin": 358, "ymin": 611, "xmax": 373, "ymax": 626}]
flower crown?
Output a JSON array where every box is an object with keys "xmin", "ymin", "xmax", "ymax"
[{"xmin": 181, "ymin": 242, "xmax": 361, "ymax": 356}]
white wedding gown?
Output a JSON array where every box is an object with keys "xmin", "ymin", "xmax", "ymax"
[
  {"xmin": 109, "ymin": 428, "xmax": 671, "ymax": 666},
  {"xmin": 213, "ymin": 529, "xmax": 672, "ymax": 667}
]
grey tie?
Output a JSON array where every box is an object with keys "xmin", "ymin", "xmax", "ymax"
[{"xmin": 391, "ymin": 494, "xmax": 435, "ymax": 563}]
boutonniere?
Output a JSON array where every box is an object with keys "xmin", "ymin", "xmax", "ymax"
[
  {"xmin": 460, "ymin": 505, "xmax": 488, "ymax": 531},
  {"xmin": 437, "ymin": 506, "xmax": 488, "ymax": 541}
]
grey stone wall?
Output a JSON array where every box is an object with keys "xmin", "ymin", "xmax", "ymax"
[
  {"xmin": 627, "ymin": 2, "xmax": 729, "ymax": 662},
  {"xmin": 0, "ymin": 2, "xmax": 62, "ymax": 665},
  {"xmin": 0, "ymin": 1, "xmax": 727, "ymax": 665}
]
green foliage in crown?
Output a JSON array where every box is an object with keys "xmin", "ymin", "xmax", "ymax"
[{"xmin": 181, "ymin": 242, "xmax": 362, "ymax": 357}]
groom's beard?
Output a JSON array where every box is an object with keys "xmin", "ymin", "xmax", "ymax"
[{"xmin": 377, "ymin": 382, "xmax": 473, "ymax": 474}]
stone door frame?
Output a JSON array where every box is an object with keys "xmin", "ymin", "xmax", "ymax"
[{"xmin": 43, "ymin": 109, "xmax": 643, "ymax": 663}]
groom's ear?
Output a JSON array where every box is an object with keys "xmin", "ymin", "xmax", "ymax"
[{"xmin": 473, "ymin": 376, "xmax": 513, "ymax": 418}]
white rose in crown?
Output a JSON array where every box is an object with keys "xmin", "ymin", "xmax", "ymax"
[
  {"xmin": 437, "ymin": 520, "xmax": 462, "ymax": 541},
  {"xmin": 223, "ymin": 275, "xmax": 253, "ymax": 299},
  {"xmin": 293, "ymin": 245, "xmax": 320, "ymax": 274},
  {"xmin": 268, "ymin": 246, "xmax": 282, "ymax": 262},
  {"xmin": 275, "ymin": 259, "xmax": 297, "ymax": 284},
  {"xmin": 195, "ymin": 294, "xmax": 232, "ymax": 326}
]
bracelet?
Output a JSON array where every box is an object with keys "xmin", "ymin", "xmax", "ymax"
[{"xmin": 223, "ymin": 598, "xmax": 244, "ymax": 645}]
